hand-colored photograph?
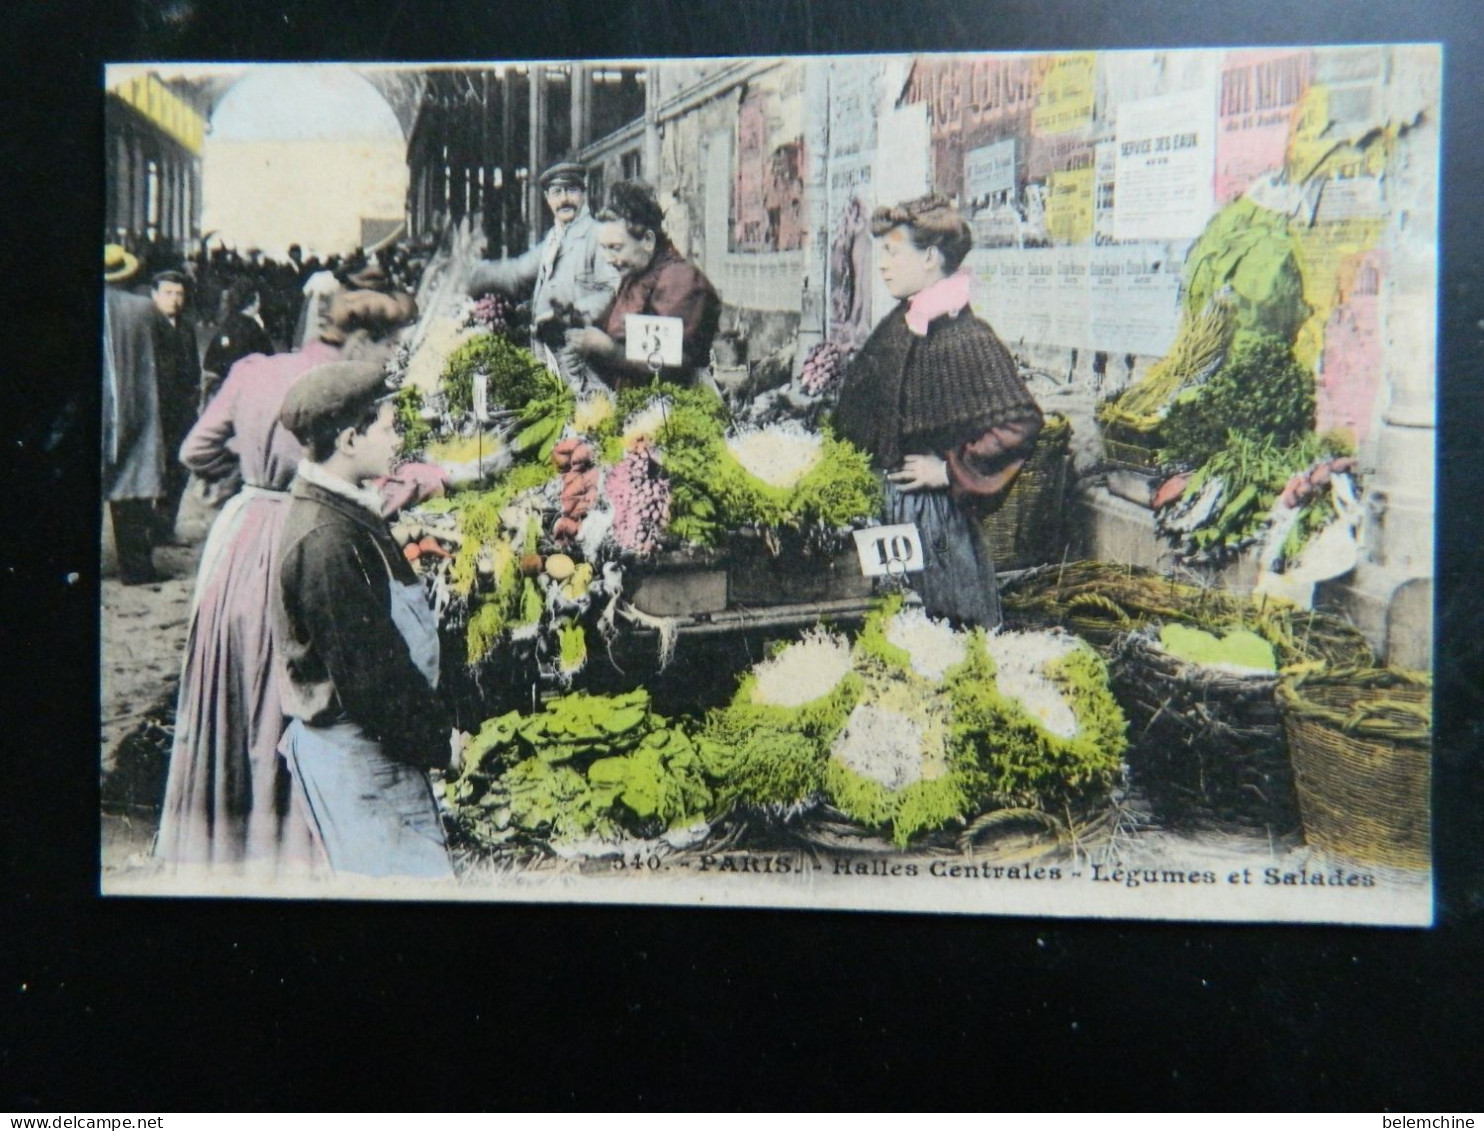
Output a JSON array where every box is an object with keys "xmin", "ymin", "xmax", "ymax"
[{"xmin": 99, "ymin": 48, "xmax": 1438, "ymax": 923}]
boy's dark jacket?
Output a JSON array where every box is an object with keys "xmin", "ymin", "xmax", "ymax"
[{"xmin": 276, "ymin": 476, "xmax": 451, "ymax": 768}]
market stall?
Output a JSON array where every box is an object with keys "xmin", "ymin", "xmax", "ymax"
[{"xmin": 362, "ymin": 248, "xmax": 1430, "ymax": 879}]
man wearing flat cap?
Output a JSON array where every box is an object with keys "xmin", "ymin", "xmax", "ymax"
[
  {"xmin": 468, "ymin": 159, "xmax": 617, "ymax": 390},
  {"xmin": 274, "ymin": 360, "xmax": 459, "ymax": 880}
]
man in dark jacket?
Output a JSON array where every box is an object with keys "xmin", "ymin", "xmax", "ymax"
[{"xmin": 149, "ymin": 269, "xmax": 202, "ymax": 543}]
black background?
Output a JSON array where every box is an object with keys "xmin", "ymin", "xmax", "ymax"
[{"xmin": 5, "ymin": 0, "xmax": 1483, "ymax": 1111}]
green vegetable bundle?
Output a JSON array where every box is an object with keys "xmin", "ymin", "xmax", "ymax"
[
  {"xmin": 441, "ymin": 332, "xmax": 550, "ymax": 419},
  {"xmin": 945, "ymin": 633, "xmax": 1127, "ymax": 812},
  {"xmin": 437, "ymin": 332, "xmax": 575, "ymax": 464},
  {"xmin": 1160, "ymin": 430, "xmax": 1335, "ymax": 559},
  {"xmin": 446, "ymin": 689, "xmax": 714, "ymax": 844},
  {"xmin": 1098, "ymin": 197, "xmax": 1308, "ymax": 437},
  {"xmin": 707, "ymin": 428, "xmax": 881, "ymax": 538},
  {"xmin": 1157, "ymin": 623, "xmax": 1277, "ymax": 673},
  {"xmin": 1158, "ymin": 335, "xmax": 1315, "ymax": 468},
  {"xmin": 699, "ymin": 646, "xmax": 863, "ymax": 811},
  {"xmin": 1182, "ymin": 198, "xmax": 1309, "ymax": 347},
  {"xmin": 1099, "ymin": 290, "xmax": 1236, "ymax": 431},
  {"xmin": 394, "ymin": 385, "xmax": 432, "ymax": 459}
]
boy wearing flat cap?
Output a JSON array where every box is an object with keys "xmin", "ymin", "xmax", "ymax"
[
  {"xmin": 274, "ymin": 361, "xmax": 460, "ymax": 880},
  {"xmin": 468, "ymin": 158, "xmax": 617, "ymax": 390}
]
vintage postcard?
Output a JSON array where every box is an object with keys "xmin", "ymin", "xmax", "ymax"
[{"xmin": 100, "ymin": 48, "xmax": 1438, "ymax": 923}]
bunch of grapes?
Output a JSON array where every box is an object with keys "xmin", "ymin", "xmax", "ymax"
[
  {"xmin": 605, "ymin": 441, "xmax": 671, "ymax": 556},
  {"xmin": 800, "ymin": 341, "xmax": 846, "ymax": 396},
  {"xmin": 469, "ymin": 293, "xmax": 517, "ymax": 334}
]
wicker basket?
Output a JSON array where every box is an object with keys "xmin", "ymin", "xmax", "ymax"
[
  {"xmin": 1113, "ymin": 628, "xmax": 1297, "ymax": 832},
  {"xmin": 1276, "ymin": 668, "xmax": 1432, "ymax": 869},
  {"xmin": 1000, "ymin": 560, "xmax": 1378, "ymax": 669},
  {"xmin": 980, "ymin": 413, "xmax": 1072, "ymax": 570}
]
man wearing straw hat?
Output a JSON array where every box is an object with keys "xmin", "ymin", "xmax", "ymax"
[
  {"xmin": 468, "ymin": 158, "xmax": 618, "ymax": 391},
  {"xmin": 103, "ymin": 244, "xmax": 165, "ymax": 584}
]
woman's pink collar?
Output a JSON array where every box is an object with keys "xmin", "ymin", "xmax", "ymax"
[{"xmin": 905, "ymin": 271, "xmax": 972, "ymax": 336}]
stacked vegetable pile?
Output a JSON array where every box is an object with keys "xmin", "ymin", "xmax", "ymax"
[
  {"xmin": 1150, "ymin": 337, "xmax": 1355, "ymax": 564},
  {"xmin": 701, "ymin": 597, "xmax": 1128, "ymax": 847},
  {"xmin": 445, "ymin": 689, "xmax": 714, "ymax": 850},
  {"xmin": 1093, "ymin": 197, "xmax": 1363, "ymax": 568},
  {"xmin": 1098, "ymin": 197, "xmax": 1309, "ymax": 451},
  {"xmin": 398, "ymin": 329, "xmax": 883, "ymax": 685},
  {"xmin": 591, "ymin": 387, "xmax": 881, "ymax": 550},
  {"xmin": 440, "ymin": 595, "xmax": 1129, "ymax": 860}
]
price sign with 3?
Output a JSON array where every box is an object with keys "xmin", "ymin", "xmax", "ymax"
[
  {"xmin": 851, "ymin": 523, "xmax": 925, "ymax": 577},
  {"xmin": 624, "ymin": 314, "xmax": 685, "ymax": 368}
]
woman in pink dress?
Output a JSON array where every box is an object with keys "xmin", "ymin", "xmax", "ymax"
[{"xmin": 154, "ymin": 290, "xmax": 430, "ymax": 875}]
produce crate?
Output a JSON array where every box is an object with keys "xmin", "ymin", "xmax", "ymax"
[
  {"xmin": 1100, "ymin": 419, "xmax": 1164, "ymax": 474},
  {"xmin": 726, "ymin": 529, "xmax": 873, "ymax": 607},
  {"xmin": 1277, "ymin": 668, "xmax": 1432, "ymax": 869},
  {"xmin": 980, "ymin": 413, "xmax": 1071, "ymax": 570},
  {"xmin": 1112, "ymin": 628, "xmax": 1297, "ymax": 833},
  {"xmin": 625, "ymin": 548, "xmax": 729, "ymax": 617}
]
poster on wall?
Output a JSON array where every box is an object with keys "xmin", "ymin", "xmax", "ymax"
[
  {"xmin": 1113, "ymin": 86, "xmax": 1218, "ymax": 241},
  {"xmin": 100, "ymin": 46, "xmax": 1439, "ymax": 926}
]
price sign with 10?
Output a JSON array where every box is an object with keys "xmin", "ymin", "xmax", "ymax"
[{"xmin": 852, "ymin": 523, "xmax": 925, "ymax": 577}]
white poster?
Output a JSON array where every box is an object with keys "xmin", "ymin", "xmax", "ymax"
[
  {"xmin": 1113, "ymin": 87, "xmax": 1216, "ymax": 241},
  {"xmin": 1094, "ymin": 140, "xmax": 1117, "ymax": 244},
  {"xmin": 1086, "ymin": 242, "xmax": 1186, "ymax": 357},
  {"xmin": 964, "ymin": 139, "xmax": 1017, "ymax": 206},
  {"xmin": 873, "ymin": 102, "xmax": 930, "ymax": 209}
]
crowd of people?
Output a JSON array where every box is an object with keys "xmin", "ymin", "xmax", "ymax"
[
  {"xmin": 104, "ymin": 162, "xmax": 1043, "ymax": 885},
  {"xmin": 118, "ymin": 233, "xmax": 432, "ymax": 356}
]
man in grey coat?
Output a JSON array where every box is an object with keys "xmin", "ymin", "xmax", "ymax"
[
  {"xmin": 103, "ymin": 245, "xmax": 165, "ymax": 584},
  {"xmin": 467, "ymin": 160, "xmax": 617, "ymax": 391}
]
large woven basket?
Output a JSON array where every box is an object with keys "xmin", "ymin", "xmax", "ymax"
[
  {"xmin": 1113, "ymin": 629, "xmax": 1296, "ymax": 832},
  {"xmin": 1000, "ymin": 560, "xmax": 1378, "ymax": 668},
  {"xmin": 1276, "ymin": 668, "xmax": 1432, "ymax": 869},
  {"xmin": 980, "ymin": 413, "xmax": 1071, "ymax": 570}
]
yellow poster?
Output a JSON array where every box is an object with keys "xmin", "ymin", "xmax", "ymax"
[
  {"xmin": 1290, "ymin": 214, "xmax": 1386, "ymax": 368},
  {"xmin": 1046, "ymin": 166, "xmax": 1094, "ymax": 243},
  {"xmin": 1033, "ymin": 53, "xmax": 1096, "ymax": 136}
]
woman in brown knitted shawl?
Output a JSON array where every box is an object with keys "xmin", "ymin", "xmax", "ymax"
[{"xmin": 835, "ymin": 194, "xmax": 1042, "ymax": 626}]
